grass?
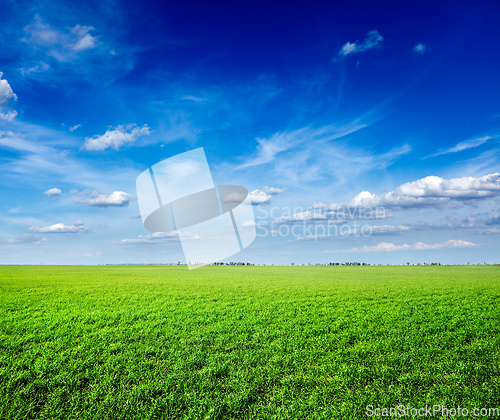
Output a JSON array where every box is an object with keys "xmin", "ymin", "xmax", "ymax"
[{"xmin": 0, "ymin": 265, "xmax": 499, "ymax": 419}]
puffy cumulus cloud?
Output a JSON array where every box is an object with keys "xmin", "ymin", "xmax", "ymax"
[
  {"xmin": 83, "ymin": 124, "xmax": 151, "ymax": 151},
  {"xmin": 0, "ymin": 234, "xmax": 48, "ymax": 245},
  {"xmin": 0, "ymin": 111, "xmax": 18, "ymax": 123},
  {"xmin": 413, "ymin": 43, "xmax": 427, "ymax": 55},
  {"xmin": 331, "ymin": 239, "xmax": 478, "ymax": 253},
  {"xmin": 28, "ymin": 222, "xmax": 89, "ymax": 234},
  {"xmin": 0, "ymin": 73, "xmax": 17, "ymax": 105},
  {"xmin": 425, "ymin": 136, "xmax": 491, "ymax": 159},
  {"xmin": 249, "ymin": 190, "xmax": 273, "ymax": 205},
  {"xmin": 343, "ymin": 173, "xmax": 500, "ymax": 210},
  {"xmin": 248, "ymin": 186, "xmax": 287, "ymax": 205},
  {"xmin": 263, "ymin": 186, "xmax": 287, "ymax": 195},
  {"xmin": 0, "ymin": 73, "xmax": 18, "ymax": 122},
  {"xmin": 81, "ymin": 191, "xmax": 134, "ymax": 207},
  {"xmin": 113, "ymin": 231, "xmax": 199, "ymax": 245},
  {"xmin": 338, "ymin": 30, "xmax": 383, "ymax": 57},
  {"xmin": 44, "ymin": 187, "xmax": 62, "ymax": 196}
]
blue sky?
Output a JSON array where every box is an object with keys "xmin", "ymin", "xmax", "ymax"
[{"xmin": 1, "ymin": 0, "xmax": 500, "ymax": 265}]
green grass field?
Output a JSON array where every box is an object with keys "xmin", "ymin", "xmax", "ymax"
[{"xmin": 1, "ymin": 265, "xmax": 499, "ymax": 419}]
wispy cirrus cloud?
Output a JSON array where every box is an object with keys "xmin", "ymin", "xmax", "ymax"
[
  {"xmin": 329, "ymin": 239, "xmax": 478, "ymax": 253},
  {"xmin": 424, "ymin": 136, "xmax": 492, "ymax": 159},
  {"xmin": 80, "ymin": 252, "xmax": 102, "ymax": 257},
  {"xmin": 234, "ymin": 121, "xmax": 410, "ymax": 188},
  {"xmin": 0, "ymin": 234, "xmax": 48, "ymax": 245},
  {"xmin": 112, "ymin": 231, "xmax": 199, "ymax": 245},
  {"xmin": 338, "ymin": 30, "xmax": 383, "ymax": 57},
  {"xmin": 238, "ymin": 122, "xmax": 367, "ymax": 168},
  {"xmin": 21, "ymin": 17, "xmax": 100, "ymax": 62}
]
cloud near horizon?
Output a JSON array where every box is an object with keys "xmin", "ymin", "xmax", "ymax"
[
  {"xmin": 340, "ymin": 173, "xmax": 500, "ymax": 210},
  {"xmin": 329, "ymin": 239, "xmax": 478, "ymax": 253},
  {"xmin": 0, "ymin": 234, "xmax": 48, "ymax": 245}
]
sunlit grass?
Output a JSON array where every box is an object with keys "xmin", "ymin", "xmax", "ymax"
[{"xmin": 1, "ymin": 265, "xmax": 499, "ymax": 419}]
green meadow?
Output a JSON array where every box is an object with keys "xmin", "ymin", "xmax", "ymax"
[{"xmin": 1, "ymin": 265, "xmax": 499, "ymax": 419}]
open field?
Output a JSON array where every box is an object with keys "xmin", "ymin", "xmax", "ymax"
[{"xmin": 1, "ymin": 265, "xmax": 499, "ymax": 419}]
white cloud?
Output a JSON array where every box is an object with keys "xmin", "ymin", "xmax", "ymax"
[
  {"xmin": 263, "ymin": 186, "xmax": 287, "ymax": 195},
  {"xmin": 129, "ymin": 213, "xmax": 142, "ymax": 219},
  {"xmin": 0, "ymin": 111, "xmax": 18, "ymax": 123},
  {"xmin": 83, "ymin": 124, "xmax": 151, "ymax": 151},
  {"xmin": 249, "ymin": 190, "xmax": 273, "ymax": 205},
  {"xmin": 475, "ymin": 228, "xmax": 500, "ymax": 235},
  {"xmin": 234, "ymin": 121, "xmax": 410, "ymax": 188},
  {"xmin": 0, "ymin": 73, "xmax": 18, "ymax": 122},
  {"xmin": 338, "ymin": 30, "xmax": 383, "ymax": 57},
  {"xmin": 71, "ymin": 25, "xmax": 99, "ymax": 51},
  {"xmin": 248, "ymin": 186, "xmax": 287, "ymax": 205},
  {"xmin": 81, "ymin": 191, "xmax": 134, "ymax": 207},
  {"xmin": 368, "ymin": 225, "xmax": 412, "ymax": 235},
  {"xmin": 21, "ymin": 17, "xmax": 63, "ymax": 46},
  {"xmin": 80, "ymin": 252, "xmax": 102, "ymax": 257},
  {"xmin": 28, "ymin": 222, "xmax": 89, "ymax": 233},
  {"xmin": 20, "ymin": 62, "xmax": 50, "ymax": 76},
  {"xmin": 0, "ymin": 234, "xmax": 48, "ymax": 245},
  {"xmin": 424, "ymin": 136, "xmax": 491, "ymax": 158},
  {"xmin": 113, "ymin": 231, "xmax": 199, "ymax": 244},
  {"xmin": 69, "ymin": 124, "xmax": 81, "ymax": 132},
  {"xmin": 181, "ymin": 95, "xmax": 207, "ymax": 102},
  {"xmin": 239, "ymin": 122, "xmax": 367, "ymax": 168},
  {"xmin": 44, "ymin": 187, "xmax": 62, "ymax": 196},
  {"xmin": 330, "ymin": 239, "xmax": 479, "ymax": 253},
  {"xmin": 413, "ymin": 43, "xmax": 427, "ymax": 55},
  {"xmin": 21, "ymin": 17, "xmax": 101, "ymax": 62},
  {"xmin": 0, "ymin": 72, "xmax": 17, "ymax": 105},
  {"xmin": 342, "ymin": 173, "xmax": 500, "ymax": 210}
]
